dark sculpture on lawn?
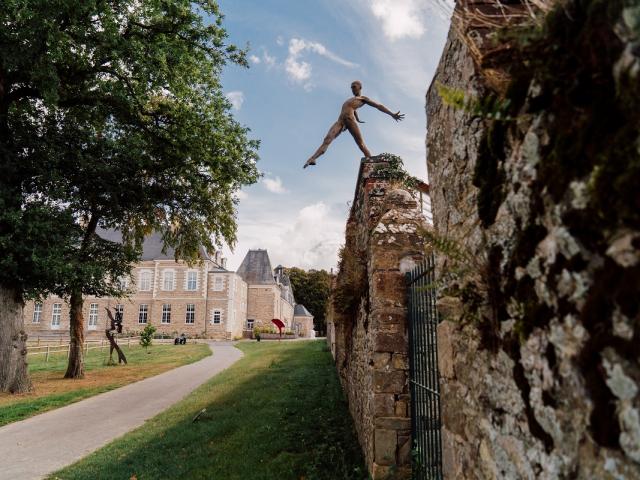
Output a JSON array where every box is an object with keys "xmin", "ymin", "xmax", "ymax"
[
  {"xmin": 105, "ymin": 307, "xmax": 128, "ymax": 365},
  {"xmin": 303, "ymin": 80, "xmax": 405, "ymax": 168}
]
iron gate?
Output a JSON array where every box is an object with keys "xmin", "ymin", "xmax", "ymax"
[{"xmin": 407, "ymin": 254, "xmax": 443, "ymax": 479}]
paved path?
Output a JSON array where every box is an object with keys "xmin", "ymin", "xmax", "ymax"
[{"xmin": 0, "ymin": 342, "xmax": 242, "ymax": 480}]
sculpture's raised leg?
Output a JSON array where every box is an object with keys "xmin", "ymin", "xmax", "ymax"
[{"xmin": 304, "ymin": 121, "xmax": 345, "ymax": 168}]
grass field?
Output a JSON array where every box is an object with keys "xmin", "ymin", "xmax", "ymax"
[
  {"xmin": 0, "ymin": 343, "xmax": 211, "ymax": 427},
  {"xmin": 50, "ymin": 341, "xmax": 368, "ymax": 480}
]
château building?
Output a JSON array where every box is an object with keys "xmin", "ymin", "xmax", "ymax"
[{"xmin": 23, "ymin": 235, "xmax": 314, "ymax": 340}]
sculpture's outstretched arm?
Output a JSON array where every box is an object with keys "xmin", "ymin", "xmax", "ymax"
[{"xmin": 361, "ymin": 96, "xmax": 405, "ymax": 121}]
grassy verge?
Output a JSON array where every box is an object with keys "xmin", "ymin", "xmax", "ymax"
[
  {"xmin": 0, "ymin": 343, "xmax": 211, "ymax": 427},
  {"xmin": 50, "ymin": 341, "xmax": 368, "ymax": 480}
]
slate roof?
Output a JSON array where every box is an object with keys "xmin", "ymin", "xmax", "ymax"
[
  {"xmin": 96, "ymin": 228, "xmax": 213, "ymax": 262},
  {"xmin": 294, "ymin": 304, "xmax": 313, "ymax": 317},
  {"xmin": 236, "ymin": 249, "xmax": 276, "ymax": 284}
]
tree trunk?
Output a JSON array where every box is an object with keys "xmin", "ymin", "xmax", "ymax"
[
  {"xmin": 64, "ymin": 289, "xmax": 85, "ymax": 379},
  {"xmin": 0, "ymin": 285, "xmax": 32, "ymax": 393}
]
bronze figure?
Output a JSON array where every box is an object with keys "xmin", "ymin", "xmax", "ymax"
[{"xmin": 303, "ymin": 80, "xmax": 404, "ymax": 168}]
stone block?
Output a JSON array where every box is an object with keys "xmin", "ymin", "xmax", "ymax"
[
  {"xmin": 370, "ymin": 271, "xmax": 406, "ymax": 303},
  {"xmin": 377, "ymin": 323, "xmax": 405, "ymax": 334},
  {"xmin": 374, "ymin": 370, "xmax": 407, "ymax": 393},
  {"xmin": 436, "ymin": 296, "xmax": 463, "ymax": 321},
  {"xmin": 375, "ymin": 332, "xmax": 408, "ymax": 353},
  {"xmin": 441, "ymin": 428, "xmax": 459, "ymax": 480},
  {"xmin": 437, "ymin": 320, "xmax": 456, "ymax": 379},
  {"xmin": 372, "ymin": 463, "xmax": 391, "ymax": 479},
  {"xmin": 374, "ymin": 429, "xmax": 397, "ymax": 466},
  {"xmin": 397, "ymin": 435, "xmax": 412, "ymax": 465},
  {"xmin": 392, "ymin": 353, "xmax": 409, "ymax": 370},
  {"xmin": 395, "ymin": 400, "xmax": 408, "ymax": 417},
  {"xmin": 372, "ymin": 352, "xmax": 392, "ymax": 369},
  {"xmin": 375, "ymin": 416, "xmax": 412, "ymax": 430},
  {"xmin": 374, "ymin": 394, "xmax": 395, "ymax": 416}
]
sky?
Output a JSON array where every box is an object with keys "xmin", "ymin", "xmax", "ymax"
[{"xmin": 217, "ymin": 0, "xmax": 454, "ymax": 271}]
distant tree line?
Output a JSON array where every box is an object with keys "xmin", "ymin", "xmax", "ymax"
[{"xmin": 286, "ymin": 267, "xmax": 333, "ymax": 336}]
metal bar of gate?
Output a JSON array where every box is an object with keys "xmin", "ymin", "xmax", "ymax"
[{"xmin": 407, "ymin": 255, "xmax": 443, "ymax": 479}]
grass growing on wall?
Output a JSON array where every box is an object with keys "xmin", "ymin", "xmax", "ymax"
[{"xmin": 50, "ymin": 341, "xmax": 367, "ymax": 480}]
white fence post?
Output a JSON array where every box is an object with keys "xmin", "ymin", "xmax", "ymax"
[
  {"xmin": 67, "ymin": 343, "xmax": 70, "ymax": 358},
  {"xmin": 45, "ymin": 345, "xmax": 50, "ymax": 362}
]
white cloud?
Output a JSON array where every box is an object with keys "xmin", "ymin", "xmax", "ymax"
[
  {"xmin": 225, "ymin": 202, "xmax": 346, "ymax": 271},
  {"xmin": 263, "ymin": 176, "xmax": 287, "ymax": 194},
  {"xmin": 285, "ymin": 56, "xmax": 312, "ymax": 83},
  {"xmin": 249, "ymin": 54, "xmax": 261, "ymax": 64},
  {"xmin": 276, "ymin": 35, "xmax": 284, "ymax": 46},
  {"xmin": 225, "ymin": 91, "xmax": 244, "ymax": 110},
  {"xmin": 285, "ymin": 37, "xmax": 357, "ymax": 88},
  {"xmin": 262, "ymin": 47, "xmax": 276, "ymax": 68},
  {"xmin": 370, "ymin": 0, "xmax": 426, "ymax": 40}
]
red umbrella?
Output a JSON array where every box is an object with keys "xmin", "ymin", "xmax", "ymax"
[{"xmin": 271, "ymin": 318, "xmax": 285, "ymax": 340}]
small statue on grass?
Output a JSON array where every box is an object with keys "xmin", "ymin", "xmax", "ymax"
[
  {"xmin": 105, "ymin": 307, "xmax": 128, "ymax": 365},
  {"xmin": 303, "ymin": 80, "xmax": 404, "ymax": 169}
]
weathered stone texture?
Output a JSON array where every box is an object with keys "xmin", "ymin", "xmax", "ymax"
[
  {"xmin": 426, "ymin": 13, "xmax": 640, "ymax": 480},
  {"xmin": 327, "ymin": 157, "xmax": 427, "ymax": 478}
]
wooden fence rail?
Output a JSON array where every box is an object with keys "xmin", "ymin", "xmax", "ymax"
[{"xmin": 26, "ymin": 336, "xmax": 177, "ymax": 361}]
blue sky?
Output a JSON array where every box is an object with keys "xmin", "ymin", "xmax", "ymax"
[{"xmin": 217, "ymin": 0, "xmax": 453, "ymax": 271}]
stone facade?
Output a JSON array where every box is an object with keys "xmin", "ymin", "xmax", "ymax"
[
  {"xmin": 426, "ymin": 5, "xmax": 640, "ymax": 479},
  {"xmin": 24, "ymin": 243, "xmax": 313, "ymax": 340},
  {"xmin": 327, "ymin": 156, "xmax": 427, "ymax": 479},
  {"xmin": 238, "ymin": 251, "xmax": 297, "ymax": 331},
  {"xmin": 293, "ymin": 304, "xmax": 315, "ymax": 338},
  {"xmin": 24, "ymin": 257, "xmax": 246, "ymax": 340}
]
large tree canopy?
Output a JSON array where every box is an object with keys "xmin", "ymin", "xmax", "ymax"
[{"xmin": 0, "ymin": 0, "xmax": 260, "ymax": 389}]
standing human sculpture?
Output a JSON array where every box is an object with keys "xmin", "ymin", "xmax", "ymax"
[{"xmin": 303, "ymin": 80, "xmax": 404, "ymax": 168}]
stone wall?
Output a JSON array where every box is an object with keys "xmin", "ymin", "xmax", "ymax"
[
  {"xmin": 426, "ymin": 3, "xmax": 640, "ymax": 478},
  {"xmin": 246, "ymin": 285, "xmax": 278, "ymax": 329},
  {"xmin": 328, "ymin": 156, "xmax": 426, "ymax": 479}
]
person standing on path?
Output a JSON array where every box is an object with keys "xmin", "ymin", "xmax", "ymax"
[{"xmin": 303, "ymin": 80, "xmax": 405, "ymax": 168}]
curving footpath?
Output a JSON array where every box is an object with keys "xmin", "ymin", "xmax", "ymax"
[{"xmin": 0, "ymin": 342, "xmax": 243, "ymax": 480}]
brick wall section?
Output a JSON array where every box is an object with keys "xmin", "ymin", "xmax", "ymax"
[{"xmin": 327, "ymin": 156, "xmax": 427, "ymax": 479}]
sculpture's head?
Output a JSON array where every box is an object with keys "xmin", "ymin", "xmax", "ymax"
[{"xmin": 351, "ymin": 80, "xmax": 362, "ymax": 96}]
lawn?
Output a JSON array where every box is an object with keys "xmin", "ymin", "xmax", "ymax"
[
  {"xmin": 50, "ymin": 341, "xmax": 368, "ymax": 480},
  {"xmin": 0, "ymin": 343, "xmax": 211, "ymax": 427}
]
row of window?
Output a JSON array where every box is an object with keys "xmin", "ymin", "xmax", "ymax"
[
  {"xmin": 137, "ymin": 304, "xmax": 223, "ymax": 325},
  {"xmin": 121, "ymin": 271, "xmax": 225, "ymax": 293},
  {"xmin": 33, "ymin": 303, "xmax": 224, "ymax": 327},
  {"xmin": 33, "ymin": 303, "xmax": 65, "ymax": 329}
]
